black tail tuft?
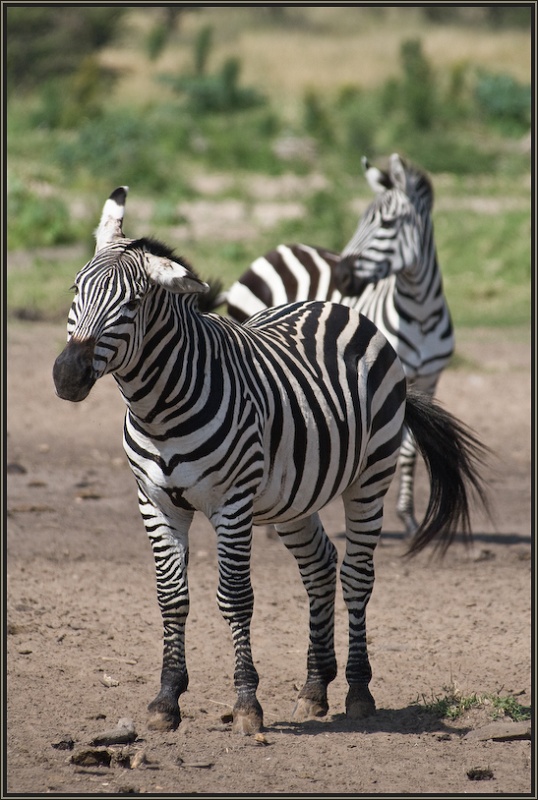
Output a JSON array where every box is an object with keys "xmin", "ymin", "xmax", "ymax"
[{"xmin": 403, "ymin": 389, "xmax": 493, "ymax": 558}]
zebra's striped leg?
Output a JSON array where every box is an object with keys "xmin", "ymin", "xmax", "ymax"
[
  {"xmin": 397, "ymin": 376, "xmax": 439, "ymax": 536},
  {"xmin": 140, "ymin": 493, "xmax": 193, "ymax": 732},
  {"xmin": 275, "ymin": 514, "xmax": 338, "ymax": 721},
  {"xmin": 341, "ymin": 482, "xmax": 395, "ymax": 719},
  {"xmin": 396, "ymin": 425, "xmax": 419, "ymax": 536},
  {"xmin": 214, "ymin": 517, "xmax": 262, "ymax": 735}
]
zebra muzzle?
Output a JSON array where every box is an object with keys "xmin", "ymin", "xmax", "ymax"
[{"xmin": 53, "ymin": 338, "xmax": 97, "ymax": 402}]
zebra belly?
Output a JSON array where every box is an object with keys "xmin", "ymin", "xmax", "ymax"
[{"xmin": 125, "ymin": 411, "xmax": 365, "ymax": 526}]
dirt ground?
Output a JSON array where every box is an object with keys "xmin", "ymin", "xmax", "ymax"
[{"xmin": 5, "ymin": 319, "xmax": 532, "ymax": 796}]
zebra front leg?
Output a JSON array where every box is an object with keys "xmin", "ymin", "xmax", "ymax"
[
  {"xmin": 140, "ymin": 492, "xmax": 193, "ymax": 732},
  {"xmin": 214, "ymin": 514, "xmax": 263, "ymax": 735},
  {"xmin": 275, "ymin": 515, "xmax": 338, "ymax": 721}
]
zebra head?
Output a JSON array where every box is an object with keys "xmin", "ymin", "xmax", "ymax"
[
  {"xmin": 334, "ymin": 154, "xmax": 429, "ymax": 297},
  {"xmin": 53, "ymin": 187, "xmax": 208, "ymax": 402}
]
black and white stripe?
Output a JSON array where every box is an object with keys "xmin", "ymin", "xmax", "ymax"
[
  {"xmin": 53, "ymin": 187, "xmax": 488, "ymax": 736},
  {"xmin": 222, "ymin": 154, "xmax": 454, "ymax": 535}
]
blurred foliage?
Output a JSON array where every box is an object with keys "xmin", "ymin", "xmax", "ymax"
[
  {"xmin": 6, "ymin": 8, "xmax": 531, "ymax": 329},
  {"xmin": 475, "ymin": 70, "xmax": 531, "ymax": 132},
  {"xmin": 146, "ymin": 7, "xmax": 192, "ymax": 61},
  {"xmin": 421, "ymin": 5, "xmax": 531, "ymax": 28},
  {"xmin": 31, "ymin": 58, "xmax": 117, "ymax": 130},
  {"xmin": 159, "ymin": 25, "xmax": 266, "ymax": 114},
  {"xmin": 400, "ymin": 39, "xmax": 436, "ymax": 131},
  {"xmin": 6, "ymin": 7, "xmax": 127, "ymax": 93},
  {"xmin": 8, "ymin": 180, "xmax": 83, "ymax": 250}
]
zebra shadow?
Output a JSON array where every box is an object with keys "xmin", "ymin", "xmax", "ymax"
[
  {"xmin": 334, "ymin": 530, "xmax": 531, "ymax": 547},
  {"xmin": 268, "ymin": 706, "xmax": 467, "ymax": 738}
]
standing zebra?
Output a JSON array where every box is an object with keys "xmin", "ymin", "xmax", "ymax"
[
  {"xmin": 53, "ymin": 187, "xmax": 488, "ymax": 735},
  {"xmin": 221, "ymin": 154, "xmax": 454, "ymax": 536}
]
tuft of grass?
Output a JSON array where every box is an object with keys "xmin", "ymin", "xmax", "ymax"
[
  {"xmin": 418, "ymin": 684, "xmax": 531, "ymax": 721},
  {"xmin": 488, "ymin": 694, "xmax": 532, "ymax": 722}
]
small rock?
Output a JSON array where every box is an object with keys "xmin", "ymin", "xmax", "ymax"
[
  {"xmin": 463, "ymin": 720, "xmax": 531, "ymax": 742},
  {"xmin": 100, "ymin": 674, "xmax": 119, "ymax": 688},
  {"xmin": 70, "ymin": 747, "xmax": 112, "ymax": 767},
  {"xmin": 130, "ymin": 749, "xmax": 148, "ymax": 769},
  {"xmin": 90, "ymin": 718, "xmax": 137, "ymax": 746}
]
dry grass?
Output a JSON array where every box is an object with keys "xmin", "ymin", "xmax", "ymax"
[{"xmin": 100, "ymin": 8, "xmax": 531, "ymax": 115}]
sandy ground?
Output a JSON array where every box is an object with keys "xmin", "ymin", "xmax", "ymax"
[{"xmin": 5, "ymin": 320, "xmax": 532, "ymax": 795}]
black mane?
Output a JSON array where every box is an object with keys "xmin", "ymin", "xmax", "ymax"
[
  {"xmin": 132, "ymin": 237, "xmax": 194, "ymax": 271},
  {"xmin": 131, "ymin": 236, "xmax": 224, "ymax": 312}
]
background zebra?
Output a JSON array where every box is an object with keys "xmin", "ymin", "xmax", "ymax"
[
  {"xmin": 53, "ymin": 187, "xmax": 488, "ymax": 735},
  {"xmin": 220, "ymin": 154, "xmax": 454, "ymax": 536}
]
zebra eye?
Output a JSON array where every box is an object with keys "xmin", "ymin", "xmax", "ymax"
[
  {"xmin": 124, "ymin": 299, "xmax": 139, "ymax": 312},
  {"xmin": 70, "ymin": 284, "xmax": 79, "ymax": 295}
]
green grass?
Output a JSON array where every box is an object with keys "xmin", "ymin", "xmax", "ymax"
[
  {"xmin": 418, "ymin": 685, "xmax": 531, "ymax": 722},
  {"xmin": 7, "ymin": 252, "xmax": 87, "ymax": 322},
  {"xmin": 436, "ymin": 207, "xmax": 530, "ymax": 327}
]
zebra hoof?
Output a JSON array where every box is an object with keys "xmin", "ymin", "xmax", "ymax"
[
  {"xmin": 292, "ymin": 696, "xmax": 328, "ymax": 721},
  {"xmin": 345, "ymin": 686, "xmax": 376, "ymax": 719},
  {"xmin": 147, "ymin": 700, "xmax": 180, "ymax": 731},
  {"xmin": 232, "ymin": 709, "xmax": 263, "ymax": 735}
]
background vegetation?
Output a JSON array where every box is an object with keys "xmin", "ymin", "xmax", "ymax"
[{"xmin": 6, "ymin": 6, "xmax": 531, "ymax": 331}]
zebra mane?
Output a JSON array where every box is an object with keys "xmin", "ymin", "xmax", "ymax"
[
  {"xmin": 131, "ymin": 237, "xmax": 194, "ymax": 271},
  {"xmin": 400, "ymin": 159, "xmax": 434, "ymax": 208},
  {"xmin": 130, "ymin": 236, "xmax": 223, "ymax": 311}
]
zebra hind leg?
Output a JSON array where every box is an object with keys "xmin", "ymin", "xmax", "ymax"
[
  {"xmin": 275, "ymin": 514, "xmax": 338, "ymax": 721},
  {"xmin": 341, "ymin": 477, "xmax": 396, "ymax": 719},
  {"xmin": 396, "ymin": 425, "xmax": 419, "ymax": 537}
]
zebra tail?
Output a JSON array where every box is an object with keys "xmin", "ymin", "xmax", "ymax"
[{"xmin": 403, "ymin": 388, "xmax": 492, "ymax": 558}]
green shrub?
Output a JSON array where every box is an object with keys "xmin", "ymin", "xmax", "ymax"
[
  {"xmin": 53, "ymin": 106, "xmax": 192, "ymax": 192},
  {"xmin": 6, "ymin": 7, "xmax": 126, "ymax": 93},
  {"xmin": 160, "ymin": 25, "xmax": 265, "ymax": 115},
  {"xmin": 8, "ymin": 182, "xmax": 80, "ymax": 250},
  {"xmin": 400, "ymin": 38, "xmax": 436, "ymax": 131},
  {"xmin": 475, "ymin": 70, "xmax": 531, "ymax": 132},
  {"xmin": 32, "ymin": 57, "xmax": 115, "ymax": 130}
]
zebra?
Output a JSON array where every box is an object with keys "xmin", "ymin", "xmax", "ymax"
[
  {"xmin": 220, "ymin": 154, "xmax": 454, "ymax": 536},
  {"xmin": 53, "ymin": 186, "xmax": 488, "ymax": 736}
]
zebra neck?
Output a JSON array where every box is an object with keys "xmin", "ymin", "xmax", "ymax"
[
  {"xmin": 394, "ymin": 222, "xmax": 444, "ymax": 315},
  {"xmin": 114, "ymin": 293, "xmax": 214, "ymax": 434}
]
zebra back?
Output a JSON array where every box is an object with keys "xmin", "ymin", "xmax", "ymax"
[{"xmin": 227, "ymin": 243, "xmax": 342, "ymax": 323}]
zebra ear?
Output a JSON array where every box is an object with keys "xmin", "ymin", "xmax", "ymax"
[
  {"xmin": 389, "ymin": 154, "xmax": 407, "ymax": 193},
  {"xmin": 362, "ymin": 156, "xmax": 392, "ymax": 194},
  {"xmin": 94, "ymin": 187, "xmax": 128, "ymax": 252},
  {"xmin": 144, "ymin": 252, "xmax": 209, "ymax": 295}
]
